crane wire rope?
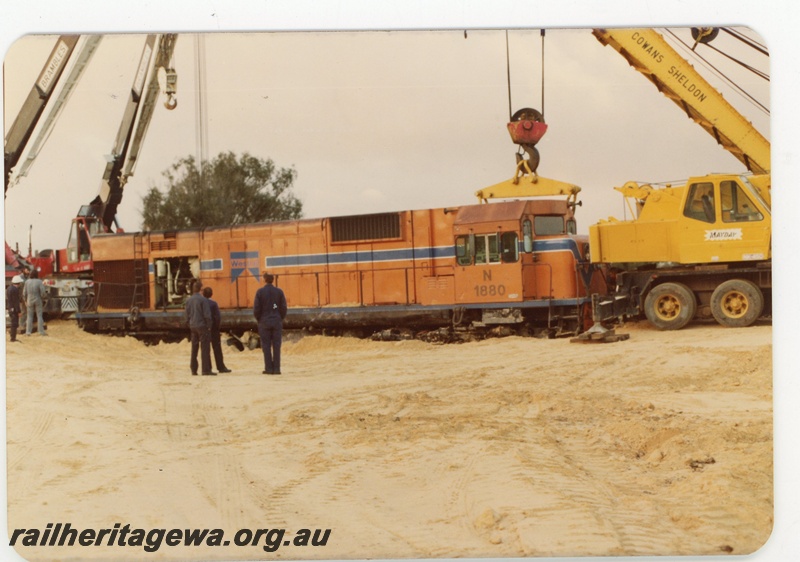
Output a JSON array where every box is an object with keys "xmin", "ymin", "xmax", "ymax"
[
  {"xmin": 694, "ymin": 29, "xmax": 769, "ymax": 81},
  {"xmin": 663, "ymin": 28, "xmax": 769, "ymax": 117},
  {"xmin": 505, "ymin": 31, "xmax": 513, "ymax": 121},
  {"xmin": 504, "ymin": 30, "xmax": 546, "ymax": 118},
  {"xmin": 540, "ymin": 29, "xmax": 545, "ymax": 118},
  {"xmin": 722, "ymin": 27, "xmax": 768, "ymax": 56},
  {"xmin": 194, "ymin": 34, "xmax": 209, "ymax": 188}
]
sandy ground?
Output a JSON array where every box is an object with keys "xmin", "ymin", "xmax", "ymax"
[{"xmin": 5, "ymin": 320, "xmax": 772, "ymax": 560}]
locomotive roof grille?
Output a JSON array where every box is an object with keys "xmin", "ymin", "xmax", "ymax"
[{"xmin": 330, "ymin": 212, "xmax": 401, "ymax": 243}]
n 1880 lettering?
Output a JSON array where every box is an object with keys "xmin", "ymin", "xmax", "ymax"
[{"xmin": 474, "ymin": 284, "xmax": 506, "ymax": 297}]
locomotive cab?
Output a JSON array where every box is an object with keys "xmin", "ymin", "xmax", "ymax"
[{"xmin": 452, "ymin": 199, "xmax": 588, "ymax": 304}]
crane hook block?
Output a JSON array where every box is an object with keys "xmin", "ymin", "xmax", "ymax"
[
  {"xmin": 164, "ymin": 67, "xmax": 178, "ymax": 110},
  {"xmin": 507, "ymin": 107, "xmax": 547, "ymax": 146}
]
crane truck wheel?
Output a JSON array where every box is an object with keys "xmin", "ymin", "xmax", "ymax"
[
  {"xmin": 710, "ymin": 279, "xmax": 763, "ymax": 328},
  {"xmin": 644, "ymin": 282, "xmax": 697, "ymax": 330}
]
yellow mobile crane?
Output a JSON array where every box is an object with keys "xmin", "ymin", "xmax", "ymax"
[{"xmin": 582, "ymin": 28, "xmax": 770, "ymax": 331}]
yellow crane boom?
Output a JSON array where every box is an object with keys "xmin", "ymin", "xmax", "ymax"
[{"xmin": 592, "ymin": 28, "xmax": 770, "ymax": 175}]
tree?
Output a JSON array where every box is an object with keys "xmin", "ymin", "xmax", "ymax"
[{"xmin": 141, "ymin": 152, "xmax": 303, "ymax": 230}]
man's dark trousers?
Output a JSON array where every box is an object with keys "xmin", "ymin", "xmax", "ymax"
[
  {"xmin": 210, "ymin": 326, "xmax": 226, "ymax": 371},
  {"xmin": 191, "ymin": 327, "xmax": 213, "ymax": 374},
  {"xmin": 258, "ymin": 318, "xmax": 283, "ymax": 373}
]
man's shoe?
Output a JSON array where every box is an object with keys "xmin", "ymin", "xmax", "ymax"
[
  {"xmin": 262, "ymin": 370, "xmax": 271, "ymax": 375},
  {"xmin": 219, "ymin": 368, "xmax": 232, "ymax": 373},
  {"xmin": 191, "ymin": 372, "xmax": 198, "ymax": 376},
  {"xmin": 202, "ymin": 372, "xmax": 218, "ymax": 376}
]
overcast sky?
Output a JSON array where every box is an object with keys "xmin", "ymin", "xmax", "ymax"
[{"xmin": 2, "ymin": 6, "xmax": 776, "ymax": 254}]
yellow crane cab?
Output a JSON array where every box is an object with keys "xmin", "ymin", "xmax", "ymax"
[{"xmin": 590, "ymin": 173, "xmax": 771, "ymax": 266}]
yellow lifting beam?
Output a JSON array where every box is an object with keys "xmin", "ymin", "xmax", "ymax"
[{"xmin": 475, "ymin": 175, "xmax": 581, "ymax": 205}]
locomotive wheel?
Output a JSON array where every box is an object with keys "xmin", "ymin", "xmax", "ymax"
[
  {"xmin": 644, "ymin": 282, "xmax": 697, "ymax": 330},
  {"xmin": 710, "ymin": 279, "xmax": 763, "ymax": 328}
]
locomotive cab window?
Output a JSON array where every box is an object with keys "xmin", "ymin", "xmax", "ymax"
[
  {"xmin": 457, "ymin": 233, "xmax": 513, "ymax": 265},
  {"xmin": 684, "ymin": 182, "xmax": 716, "ymax": 223},
  {"xmin": 455, "ymin": 235, "xmax": 473, "ymax": 266},
  {"xmin": 720, "ymin": 180, "xmax": 763, "ymax": 222},
  {"xmin": 474, "ymin": 234, "xmax": 500, "ymax": 264},
  {"xmin": 534, "ymin": 215, "xmax": 565, "ymax": 235},
  {"xmin": 501, "ymin": 232, "xmax": 519, "ymax": 263},
  {"xmin": 566, "ymin": 218, "xmax": 577, "ymax": 235},
  {"xmin": 522, "ymin": 219, "xmax": 533, "ymax": 252}
]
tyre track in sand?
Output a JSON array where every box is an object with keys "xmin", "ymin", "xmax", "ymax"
[
  {"xmin": 519, "ymin": 419, "xmax": 682, "ymax": 556},
  {"xmin": 7, "ymin": 409, "xmax": 56, "ymax": 501},
  {"xmin": 188, "ymin": 383, "xmax": 250, "ymax": 532}
]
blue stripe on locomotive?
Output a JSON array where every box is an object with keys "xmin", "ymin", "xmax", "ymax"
[{"xmin": 263, "ymin": 238, "xmax": 584, "ymax": 269}]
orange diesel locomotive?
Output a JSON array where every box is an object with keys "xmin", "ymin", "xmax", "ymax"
[{"xmin": 77, "ymin": 197, "xmax": 604, "ymax": 341}]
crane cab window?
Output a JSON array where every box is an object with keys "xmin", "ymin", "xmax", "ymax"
[
  {"xmin": 683, "ymin": 182, "xmax": 716, "ymax": 223},
  {"xmin": 67, "ymin": 222, "xmax": 79, "ymax": 263},
  {"xmin": 720, "ymin": 180, "xmax": 763, "ymax": 222},
  {"xmin": 67, "ymin": 221, "xmax": 92, "ymax": 263}
]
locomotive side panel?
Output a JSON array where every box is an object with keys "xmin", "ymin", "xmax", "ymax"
[
  {"xmin": 530, "ymin": 237, "xmax": 588, "ymax": 300},
  {"xmin": 81, "ymin": 200, "xmax": 598, "ymax": 338},
  {"xmin": 198, "ymin": 225, "xmax": 256, "ymax": 310},
  {"xmin": 412, "ymin": 208, "xmax": 457, "ymax": 306}
]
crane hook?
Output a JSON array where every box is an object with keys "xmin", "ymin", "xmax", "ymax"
[{"xmin": 164, "ymin": 94, "xmax": 177, "ymax": 110}]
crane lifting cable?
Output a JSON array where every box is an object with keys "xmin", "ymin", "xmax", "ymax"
[
  {"xmin": 665, "ymin": 28, "xmax": 769, "ymax": 117},
  {"xmin": 690, "ymin": 27, "xmax": 769, "ymax": 81},
  {"xmin": 477, "ymin": 29, "xmax": 582, "ymax": 205},
  {"xmin": 504, "ymin": 30, "xmax": 547, "ymax": 182},
  {"xmin": 194, "ymin": 34, "xmax": 209, "ymax": 186},
  {"xmin": 721, "ymin": 27, "xmax": 768, "ymax": 56}
]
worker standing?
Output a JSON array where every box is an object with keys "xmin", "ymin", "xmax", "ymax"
[
  {"xmin": 253, "ymin": 273, "xmax": 287, "ymax": 375},
  {"xmin": 202, "ymin": 286, "xmax": 231, "ymax": 373},
  {"xmin": 6, "ymin": 275, "xmax": 23, "ymax": 342},
  {"xmin": 22, "ymin": 269, "xmax": 48, "ymax": 336},
  {"xmin": 184, "ymin": 281, "xmax": 215, "ymax": 376}
]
